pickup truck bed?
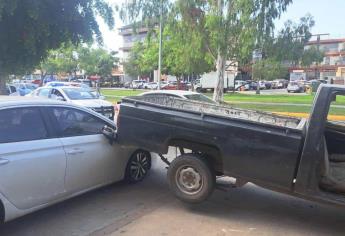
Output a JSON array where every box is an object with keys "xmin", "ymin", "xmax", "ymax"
[{"xmin": 117, "ymin": 95, "xmax": 306, "ymax": 192}]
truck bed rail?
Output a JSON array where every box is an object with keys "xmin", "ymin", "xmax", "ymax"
[{"xmin": 122, "ymin": 95, "xmax": 305, "ymax": 129}]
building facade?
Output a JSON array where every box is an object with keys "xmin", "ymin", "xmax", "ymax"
[
  {"xmin": 290, "ymin": 38, "xmax": 345, "ymax": 81},
  {"xmin": 119, "ymin": 24, "xmax": 151, "ymax": 60}
]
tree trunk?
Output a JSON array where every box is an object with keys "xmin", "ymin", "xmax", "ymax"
[
  {"xmin": 39, "ymin": 71, "xmax": 46, "ymax": 87},
  {"xmin": 0, "ymin": 75, "xmax": 8, "ymax": 95},
  {"xmin": 256, "ymin": 82, "xmax": 260, "ymax": 94},
  {"xmin": 213, "ymin": 50, "xmax": 226, "ymax": 103}
]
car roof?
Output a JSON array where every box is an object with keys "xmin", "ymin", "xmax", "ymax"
[
  {"xmin": 140, "ymin": 90, "xmax": 200, "ymax": 97},
  {"xmin": 45, "ymin": 86, "xmax": 87, "ymax": 90},
  {"xmin": 0, "ymin": 96, "xmax": 66, "ymax": 108}
]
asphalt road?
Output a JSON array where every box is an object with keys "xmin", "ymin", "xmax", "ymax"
[{"xmin": 1, "ymin": 153, "xmax": 345, "ymax": 236}]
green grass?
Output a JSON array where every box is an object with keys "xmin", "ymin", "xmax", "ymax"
[
  {"xmin": 101, "ymin": 89, "xmax": 146, "ymax": 97},
  {"xmin": 230, "ymin": 104, "xmax": 345, "ymax": 116},
  {"xmin": 221, "ymin": 93, "xmax": 345, "ymax": 106},
  {"xmin": 101, "ymin": 89, "xmax": 345, "ymax": 116}
]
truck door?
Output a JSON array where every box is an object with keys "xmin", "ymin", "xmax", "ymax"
[{"xmin": 295, "ymin": 86, "xmax": 345, "ymax": 197}]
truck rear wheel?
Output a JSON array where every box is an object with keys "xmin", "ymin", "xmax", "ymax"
[{"xmin": 167, "ymin": 154, "xmax": 215, "ymax": 203}]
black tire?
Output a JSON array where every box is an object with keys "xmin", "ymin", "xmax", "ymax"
[
  {"xmin": 125, "ymin": 150, "xmax": 151, "ymax": 183},
  {"xmin": 167, "ymin": 154, "xmax": 215, "ymax": 203}
]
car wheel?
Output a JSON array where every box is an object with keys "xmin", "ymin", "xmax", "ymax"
[
  {"xmin": 125, "ymin": 150, "xmax": 151, "ymax": 183},
  {"xmin": 167, "ymin": 154, "xmax": 215, "ymax": 203}
]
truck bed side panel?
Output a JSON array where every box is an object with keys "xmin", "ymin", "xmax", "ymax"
[{"xmin": 118, "ymin": 103, "xmax": 303, "ymax": 191}]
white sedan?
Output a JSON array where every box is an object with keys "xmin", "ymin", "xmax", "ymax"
[
  {"xmin": 0, "ymin": 97, "xmax": 151, "ymax": 222},
  {"xmin": 140, "ymin": 90, "xmax": 215, "ymax": 103},
  {"xmin": 29, "ymin": 86, "xmax": 115, "ymax": 119}
]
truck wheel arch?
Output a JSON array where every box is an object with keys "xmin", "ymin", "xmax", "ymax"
[{"xmin": 168, "ymin": 139, "xmax": 223, "ymax": 174}]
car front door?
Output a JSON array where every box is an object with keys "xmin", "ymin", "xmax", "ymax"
[
  {"xmin": 0, "ymin": 107, "xmax": 66, "ymax": 210},
  {"xmin": 49, "ymin": 106, "xmax": 123, "ymax": 193}
]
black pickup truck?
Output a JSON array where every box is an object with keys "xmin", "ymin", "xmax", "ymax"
[{"xmin": 116, "ymin": 84, "xmax": 345, "ymax": 206}]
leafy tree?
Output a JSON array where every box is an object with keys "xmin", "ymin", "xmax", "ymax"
[
  {"xmin": 176, "ymin": 0, "xmax": 293, "ymax": 101},
  {"xmin": 0, "ymin": 0, "xmax": 114, "ymax": 94},
  {"xmin": 40, "ymin": 43, "xmax": 79, "ymax": 80},
  {"xmin": 79, "ymin": 47, "xmax": 119, "ymax": 79},
  {"xmin": 123, "ymin": 21, "xmax": 214, "ymax": 81},
  {"xmin": 164, "ymin": 21, "xmax": 214, "ymax": 79},
  {"xmin": 123, "ymin": 43, "xmax": 148, "ymax": 78},
  {"xmin": 265, "ymin": 14, "xmax": 316, "ymax": 66},
  {"xmin": 122, "ymin": 0, "xmax": 292, "ymax": 102},
  {"xmin": 301, "ymin": 46, "xmax": 324, "ymax": 67},
  {"xmin": 252, "ymin": 58, "xmax": 288, "ymax": 81}
]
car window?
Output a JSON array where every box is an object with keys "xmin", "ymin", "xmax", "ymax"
[
  {"xmin": 166, "ymin": 94, "xmax": 180, "ymax": 98},
  {"xmin": 0, "ymin": 108, "xmax": 48, "ymax": 143},
  {"xmin": 52, "ymin": 107, "xmax": 107, "ymax": 137},
  {"xmin": 52, "ymin": 89, "xmax": 64, "ymax": 99},
  {"xmin": 38, "ymin": 88, "xmax": 51, "ymax": 97},
  {"xmin": 62, "ymin": 88, "xmax": 98, "ymax": 100},
  {"xmin": 184, "ymin": 94, "xmax": 215, "ymax": 103}
]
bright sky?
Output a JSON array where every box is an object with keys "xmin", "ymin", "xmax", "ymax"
[
  {"xmin": 275, "ymin": 0, "xmax": 345, "ymax": 40},
  {"xmin": 99, "ymin": 0, "xmax": 345, "ymax": 53}
]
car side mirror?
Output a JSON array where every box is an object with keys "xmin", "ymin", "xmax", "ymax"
[{"xmin": 102, "ymin": 125, "xmax": 117, "ymax": 144}]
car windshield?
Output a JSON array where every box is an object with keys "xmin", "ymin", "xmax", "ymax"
[
  {"xmin": 184, "ymin": 94, "xmax": 215, "ymax": 103},
  {"xmin": 62, "ymin": 88, "xmax": 99, "ymax": 100}
]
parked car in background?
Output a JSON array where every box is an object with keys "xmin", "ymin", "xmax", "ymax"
[
  {"xmin": 114, "ymin": 90, "xmax": 215, "ymax": 123},
  {"xmin": 287, "ymin": 81, "xmax": 306, "ymax": 93},
  {"xmin": 123, "ymin": 82, "xmax": 131, "ymax": 88},
  {"xmin": 5, "ymin": 84, "xmax": 17, "ymax": 96},
  {"xmin": 131, "ymin": 80, "xmax": 146, "ymax": 89},
  {"xmin": 45, "ymin": 81, "xmax": 91, "ymax": 89},
  {"xmin": 29, "ymin": 86, "xmax": 114, "ymax": 119},
  {"xmin": 272, "ymin": 79, "xmax": 289, "ymax": 89},
  {"xmin": 161, "ymin": 81, "xmax": 188, "ymax": 90},
  {"xmin": 143, "ymin": 82, "xmax": 159, "ymax": 90},
  {"xmin": 258, "ymin": 81, "xmax": 266, "ymax": 90},
  {"xmin": 235, "ymin": 80, "xmax": 250, "ymax": 90},
  {"xmin": 12, "ymin": 83, "xmax": 38, "ymax": 96},
  {"xmin": 140, "ymin": 90, "xmax": 215, "ymax": 103},
  {"xmin": 0, "ymin": 97, "xmax": 151, "ymax": 222},
  {"xmin": 264, "ymin": 81, "xmax": 272, "ymax": 89}
]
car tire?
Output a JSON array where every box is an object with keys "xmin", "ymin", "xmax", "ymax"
[
  {"xmin": 167, "ymin": 154, "xmax": 215, "ymax": 204},
  {"xmin": 125, "ymin": 150, "xmax": 151, "ymax": 183}
]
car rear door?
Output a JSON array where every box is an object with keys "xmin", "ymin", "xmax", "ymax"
[
  {"xmin": 0, "ymin": 106, "xmax": 66, "ymax": 210},
  {"xmin": 49, "ymin": 106, "xmax": 123, "ymax": 193}
]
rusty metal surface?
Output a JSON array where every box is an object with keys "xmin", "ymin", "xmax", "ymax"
[{"xmin": 126, "ymin": 95, "xmax": 303, "ymax": 129}]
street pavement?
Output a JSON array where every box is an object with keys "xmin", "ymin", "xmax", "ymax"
[{"xmin": 1, "ymin": 153, "xmax": 345, "ymax": 236}]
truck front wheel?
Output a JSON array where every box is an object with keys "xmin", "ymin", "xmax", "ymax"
[{"xmin": 167, "ymin": 154, "xmax": 215, "ymax": 203}]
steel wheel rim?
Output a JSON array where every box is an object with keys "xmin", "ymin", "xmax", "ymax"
[
  {"xmin": 175, "ymin": 165, "xmax": 203, "ymax": 195},
  {"xmin": 130, "ymin": 152, "xmax": 149, "ymax": 181}
]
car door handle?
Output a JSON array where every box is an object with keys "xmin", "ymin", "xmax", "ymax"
[
  {"xmin": 0, "ymin": 158, "xmax": 9, "ymax": 166},
  {"xmin": 66, "ymin": 149, "xmax": 84, "ymax": 155}
]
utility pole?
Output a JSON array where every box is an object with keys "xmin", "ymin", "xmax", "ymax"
[{"xmin": 157, "ymin": 0, "xmax": 163, "ymax": 90}]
